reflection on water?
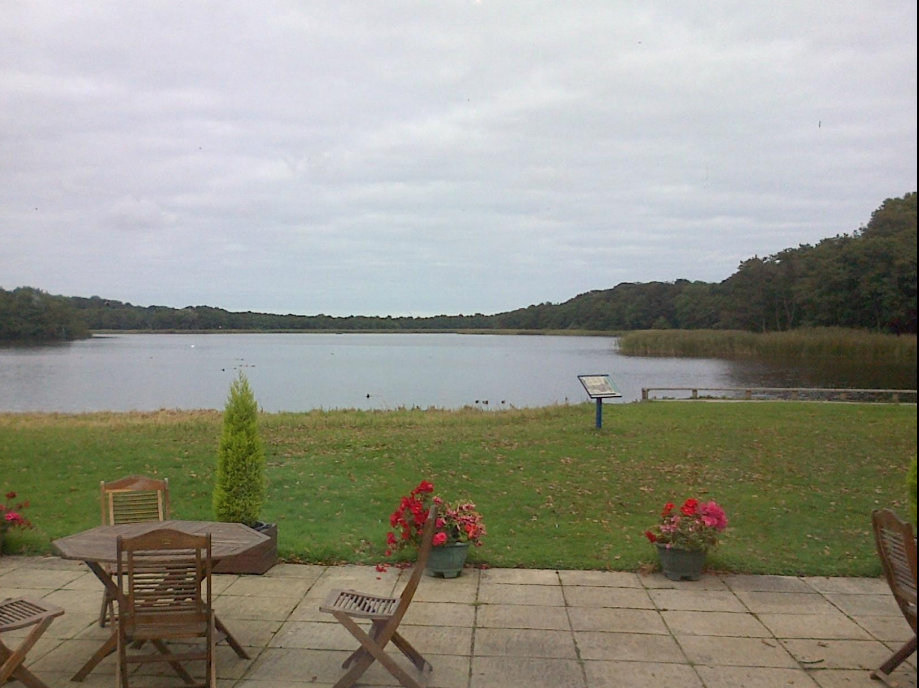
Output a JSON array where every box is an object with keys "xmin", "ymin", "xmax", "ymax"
[{"xmin": 0, "ymin": 333, "xmax": 915, "ymax": 413}]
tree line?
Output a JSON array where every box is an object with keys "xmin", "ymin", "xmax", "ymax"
[{"xmin": 2, "ymin": 192, "xmax": 915, "ymax": 341}]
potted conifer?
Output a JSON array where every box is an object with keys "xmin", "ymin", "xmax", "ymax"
[{"xmin": 212, "ymin": 373, "xmax": 277, "ymax": 574}]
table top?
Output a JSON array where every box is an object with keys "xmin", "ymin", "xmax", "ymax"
[{"xmin": 52, "ymin": 520, "xmax": 270, "ymax": 563}]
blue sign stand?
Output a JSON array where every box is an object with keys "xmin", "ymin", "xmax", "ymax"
[{"xmin": 577, "ymin": 375, "xmax": 622, "ymax": 429}]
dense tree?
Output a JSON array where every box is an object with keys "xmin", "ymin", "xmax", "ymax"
[{"xmin": 0, "ymin": 287, "xmax": 89, "ymax": 341}]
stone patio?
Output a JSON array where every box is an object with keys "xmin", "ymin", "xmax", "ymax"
[{"xmin": 0, "ymin": 556, "xmax": 915, "ymax": 688}]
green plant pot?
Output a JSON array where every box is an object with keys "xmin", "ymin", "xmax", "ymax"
[
  {"xmin": 656, "ymin": 545, "xmax": 706, "ymax": 581},
  {"xmin": 426, "ymin": 542, "xmax": 470, "ymax": 578}
]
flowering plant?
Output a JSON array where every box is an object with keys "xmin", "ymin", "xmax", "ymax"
[
  {"xmin": 0, "ymin": 491, "xmax": 32, "ymax": 535},
  {"xmin": 385, "ymin": 480, "xmax": 486, "ymax": 556},
  {"xmin": 644, "ymin": 498, "xmax": 727, "ymax": 553}
]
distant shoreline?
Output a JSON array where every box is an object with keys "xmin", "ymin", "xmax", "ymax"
[{"xmin": 88, "ymin": 328, "xmax": 621, "ymax": 337}]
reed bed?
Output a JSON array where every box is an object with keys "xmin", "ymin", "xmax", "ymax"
[{"xmin": 618, "ymin": 327, "xmax": 917, "ymax": 362}]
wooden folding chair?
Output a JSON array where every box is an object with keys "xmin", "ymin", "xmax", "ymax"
[
  {"xmin": 115, "ymin": 528, "xmax": 216, "ymax": 688},
  {"xmin": 320, "ymin": 506, "xmax": 438, "ymax": 688},
  {"xmin": 99, "ymin": 475, "xmax": 170, "ymax": 627},
  {"xmin": 870, "ymin": 509, "xmax": 917, "ymax": 680},
  {"xmin": 0, "ymin": 596, "xmax": 65, "ymax": 688}
]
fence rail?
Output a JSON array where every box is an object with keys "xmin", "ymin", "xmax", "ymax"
[{"xmin": 640, "ymin": 387, "xmax": 918, "ymax": 403}]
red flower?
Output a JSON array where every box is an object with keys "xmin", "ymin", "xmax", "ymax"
[
  {"xmin": 662, "ymin": 502, "xmax": 675, "ymax": 516},
  {"xmin": 433, "ymin": 532, "xmax": 448, "ymax": 546},
  {"xmin": 414, "ymin": 480, "xmax": 434, "ymax": 494},
  {"xmin": 386, "ymin": 532, "xmax": 397, "ymax": 546},
  {"xmin": 644, "ymin": 530, "xmax": 658, "ymax": 543},
  {"xmin": 5, "ymin": 492, "xmax": 16, "ymax": 500},
  {"xmin": 680, "ymin": 499, "xmax": 698, "ymax": 516}
]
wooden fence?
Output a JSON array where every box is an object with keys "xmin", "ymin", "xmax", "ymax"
[{"xmin": 640, "ymin": 387, "xmax": 917, "ymax": 403}]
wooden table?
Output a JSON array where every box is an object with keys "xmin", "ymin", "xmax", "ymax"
[{"xmin": 52, "ymin": 520, "xmax": 269, "ymax": 682}]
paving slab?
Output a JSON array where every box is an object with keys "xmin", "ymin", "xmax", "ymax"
[
  {"xmin": 695, "ymin": 665, "xmax": 820, "ymax": 687},
  {"xmin": 736, "ymin": 590, "xmax": 840, "ymax": 615},
  {"xmin": 480, "ymin": 568, "xmax": 560, "ymax": 585},
  {"xmin": 558, "ymin": 570, "xmax": 642, "ymax": 588},
  {"xmin": 722, "ymin": 574, "xmax": 814, "ymax": 594},
  {"xmin": 808, "ymin": 668, "xmax": 917, "ymax": 687},
  {"xmin": 825, "ymin": 593, "xmax": 902, "ymax": 617},
  {"xmin": 758, "ymin": 612, "xmax": 874, "ymax": 640},
  {"xmin": 478, "ymin": 582, "xmax": 566, "ymax": 606},
  {"xmin": 781, "ymin": 638, "xmax": 895, "ymax": 670},
  {"xmin": 677, "ymin": 635, "xmax": 799, "ymax": 668},
  {"xmin": 403, "ymin": 601, "xmax": 477, "ymax": 627},
  {"xmin": 472, "ymin": 627, "xmax": 577, "ymax": 659},
  {"xmin": 221, "ymin": 574, "xmax": 317, "ymax": 598},
  {"xmin": 852, "ymin": 615, "xmax": 915, "ymax": 642},
  {"xmin": 650, "ymin": 588, "xmax": 747, "ymax": 613},
  {"xmin": 476, "ymin": 603, "xmax": 570, "ymax": 630},
  {"xmin": 661, "ymin": 610, "xmax": 771, "ymax": 637},
  {"xmin": 640, "ymin": 573, "xmax": 728, "ymax": 590},
  {"xmin": 584, "ymin": 660, "xmax": 703, "ymax": 688},
  {"xmin": 575, "ymin": 630, "xmax": 686, "ymax": 662},
  {"xmin": 568, "ymin": 607, "xmax": 669, "ymax": 634},
  {"xmin": 805, "ymin": 577, "xmax": 890, "ymax": 595},
  {"xmin": 471, "ymin": 656, "xmax": 585, "ymax": 688},
  {"xmin": 563, "ymin": 585, "xmax": 654, "ymax": 609}
]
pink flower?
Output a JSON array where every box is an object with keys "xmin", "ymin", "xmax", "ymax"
[{"xmin": 433, "ymin": 532, "xmax": 448, "ymax": 546}]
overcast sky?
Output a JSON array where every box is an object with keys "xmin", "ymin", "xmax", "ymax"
[{"xmin": 1, "ymin": 2, "xmax": 916, "ymax": 317}]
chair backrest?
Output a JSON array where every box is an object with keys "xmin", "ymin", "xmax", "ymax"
[
  {"xmin": 115, "ymin": 529, "xmax": 211, "ymax": 630},
  {"xmin": 872, "ymin": 509, "xmax": 917, "ymax": 628},
  {"xmin": 392, "ymin": 504, "xmax": 438, "ymax": 622},
  {"xmin": 101, "ymin": 475, "xmax": 170, "ymax": 525}
]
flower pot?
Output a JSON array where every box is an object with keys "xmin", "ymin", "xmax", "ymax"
[
  {"xmin": 425, "ymin": 542, "xmax": 470, "ymax": 578},
  {"xmin": 656, "ymin": 545, "xmax": 706, "ymax": 581},
  {"xmin": 213, "ymin": 522, "xmax": 278, "ymax": 575}
]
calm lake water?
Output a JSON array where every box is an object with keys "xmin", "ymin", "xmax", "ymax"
[{"xmin": 0, "ymin": 333, "xmax": 915, "ymax": 413}]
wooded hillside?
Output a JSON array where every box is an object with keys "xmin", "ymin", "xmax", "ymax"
[{"xmin": 3, "ymin": 192, "xmax": 915, "ymax": 340}]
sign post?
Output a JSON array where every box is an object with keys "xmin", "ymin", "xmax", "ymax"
[{"xmin": 577, "ymin": 374, "xmax": 622, "ymax": 429}]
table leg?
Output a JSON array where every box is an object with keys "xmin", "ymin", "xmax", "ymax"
[
  {"xmin": 70, "ymin": 562, "xmax": 121, "ymax": 681},
  {"xmin": 214, "ymin": 615, "xmax": 249, "ymax": 659},
  {"xmin": 71, "ymin": 631, "xmax": 116, "ymax": 682}
]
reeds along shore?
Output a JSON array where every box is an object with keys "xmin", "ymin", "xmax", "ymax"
[{"xmin": 617, "ymin": 327, "xmax": 918, "ymax": 362}]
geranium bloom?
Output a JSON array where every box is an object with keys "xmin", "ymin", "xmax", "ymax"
[
  {"xmin": 680, "ymin": 498, "xmax": 699, "ymax": 516},
  {"xmin": 433, "ymin": 532, "xmax": 448, "ymax": 546}
]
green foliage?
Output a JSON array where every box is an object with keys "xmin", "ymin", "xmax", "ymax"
[
  {"xmin": 0, "ymin": 287, "xmax": 89, "ymax": 342},
  {"xmin": 213, "ymin": 374, "xmax": 266, "ymax": 526},
  {"xmin": 908, "ymin": 457, "xmax": 917, "ymax": 524}
]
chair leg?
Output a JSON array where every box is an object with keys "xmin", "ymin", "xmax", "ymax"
[
  {"xmin": 150, "ymin": 639, "xmax": 196, "ymax": 684},
  {"xmin": 99, "ymin": 589, "xmax": 109, "ymax": 627},
  {"xmin": 333, "ymin": 613, "xmax": 423, "ymax": 688},
  {"xmin": 0, "ymin": 617, "xmax": 55, "ymax": 688},
  {"xmin": 391, "ymin": 631, "xmax": 431, "ymax": 672},
  {"xmin": 342, "ymin": 621, "xmax": 382, "ymax": 668},
  {"xmin": 871, "ymin": 635, "xmax": 917, "ymax": 678}
]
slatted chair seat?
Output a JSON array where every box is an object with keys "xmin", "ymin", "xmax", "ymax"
[
  {"xmin": 99, "ymin": 475, "xmax": 170, "ymax": 628},
  {"xmin": 319, "ymin": 505, "xmax": 438, "ymax": 688},
  {"xmin": 870, "ymin": 509, "xmax": 917, "ymax": 680},
  {"xmin": 0, "ymin": 596, "xmax": 65, "ymax": 688},
  {"xmin": 322, "ymin": 591, "xmax": 400, "ymax": 619}
]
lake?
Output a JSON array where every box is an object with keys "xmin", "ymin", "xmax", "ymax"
[{"xmin": 0, "ymin": 333, "xmax": 915, "ymax": 413}]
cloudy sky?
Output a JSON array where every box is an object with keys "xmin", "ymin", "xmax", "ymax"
[{"xmin": 1, "ymin": 2, "xmax": 916, "ymax": 317}]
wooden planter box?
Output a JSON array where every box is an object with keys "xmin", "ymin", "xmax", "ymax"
[{"xmin": 213, "ymin": 523, "xmax": 278, "ymax": 575}]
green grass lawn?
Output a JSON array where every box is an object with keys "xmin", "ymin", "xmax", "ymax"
[{"xmin": 1, "ymin": 402, "xmax": 915, "ymax": 576}]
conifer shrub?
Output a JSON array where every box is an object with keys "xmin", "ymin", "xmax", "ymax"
[{"xmin": 213, "ymin": 373, "xmax": 266, "ymax": 526}]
